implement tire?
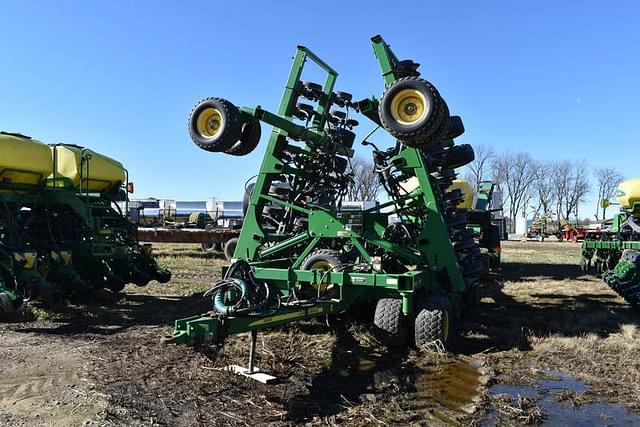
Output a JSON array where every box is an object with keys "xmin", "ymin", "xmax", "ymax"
[
  {"xmin": 378, "ymin": 76, "xmax": 447, "ymax": 145},
  {"xmin": 300, "ymin": 249, "xmax": 344, "ymax": 299},
  {"xmin": 446, "ymin": 116, "xmax": 465, "ymax": 139},
  {"xmin": 226, "ymin": 120, "xmax": 262, "ymax": 156},
  {"xmin": 224, "ymin": 237, "xmax": 239, "ymax": 261},
  {"xmin": 374, "ymin": 298, "xmax": 409, "ymax": 347},
  {"xmin": 443, "ymin": 144, "xmax": 475, "ymax": 169},
  {"xmin": 188, "ymin": 97, "xmax": 242, "ymax": 152},
  {"xmin": 0, "ymin": 293, "xmax": 15, "ymax": 312},
  {"xmin": 415, "ymin": 296, "xmax": 452, "ymax": 349}
]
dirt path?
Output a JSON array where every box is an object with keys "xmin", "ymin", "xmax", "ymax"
[{"xmin": 1, "ymin": 241, "xmax": 640, "ymax": 425}]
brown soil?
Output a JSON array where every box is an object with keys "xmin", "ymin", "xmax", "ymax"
[{"xmin": 1, "ymin": 241, "xmax": 639, "ymax": 426}]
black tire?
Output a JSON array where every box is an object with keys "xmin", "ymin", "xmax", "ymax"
[
  {"xmin": 301, "ymin": 249, "xmax": 342, "ymax": 271},
  {"xmin": 301, "ymin": 249, "xmax": 343, "ymax": 299},
  {"xmin": 378, "ymin": 77, "xmax": 446, "ymax": 144},
  {"xmin": 37, "ymin": 284, "xmax": 56, "ymax": 305},
  {"xmin": 453, "ymin": 237, "xmax": 476, "ymax": 252},
  {"xmin": 224, "ymin": 237, "xmax": 239, "ymax": 261},
  {"xmin": 443, "ymin": 144, "xmax": 475, "ymax": 169},
  {"xmin": 188, "ymin": 97, "xmax": 242, "ymax": 152},
  {"xmin": 201, "ymin": 242, "xmax": 217, "ymax": 253},
  {"xmin": 334, "ymin": 156, "xmax": 348, "ymax": 174},
  {"xmin": 425, "ymin": 105, "xmax": 451, "ymax": 145},
  {"xmin": 595, "ymin": 259, "xmax": 603, "ymax": 275},
  {"xmin": 374, "ymin": 297, "xmax": 409, "ymax": 347},
  {"xmin": 329, "ymin": 128, "xmax": 356, "ymax": 149},
  {"xmin": 242, "ymin": 183, "xmax": 255, "ymax": 217},
  {"xmin": 415, "ymin": 296, "xmax": 452, "ymax": 348},
  {"xmin": 446, "ymin": 116, "xmax": 465, "ymax": 139},
  {"xmin": 445, "ymin": 211, "xmax": 468, "ymax": 228},
  {"xmin": 226, "ymin": 120, "xmax": 262, "ymax": 156},
  {"xmin": 443, "ymin": 189, "xmax": 463, "ymax": 204},
  {"xmin": 132, "ymin": 271, "xmax": 151, "ymax": 287},
  {"xmin": 106, "ymin": 278, "xmax": 126, "ymax": 293},
  {"xmin": 462, "ymin": 260, "xmax": 484, "ymax": 277},
  {"xmin": 154, "ymin": 269, "xmax": 172, "ymax": 284},
  {"xmin": 466, "ymin": 281, "xmax": 481, "ymax": 308},
  {"xmin": 451, "ymin": 228, "xmax": 475, "ymax": 242},
  {"xmin": 580, "ymin": 257, "xmax": 589, "ymax": 273},
  {"xmin": 0, "ymin": 292, "xmax": 15, "ymax": 312}
]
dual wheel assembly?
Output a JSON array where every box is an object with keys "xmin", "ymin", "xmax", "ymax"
[
  {"xmin": 374, "ymin": 295, "xmax": 452, "ymax": 349},
  {"xmin": 189, "ymin": 97, "xmax": 262, "ymax": 156},
  {"xmin": 189, "ymin": 77, "xmax": 464, "ymax": 155},
  {"xmin": 201, "ymin": 238, "xmax": 239, "ymax": 261},
  {"xmin": 378, "ymin": 76, "xmax": 464, "ymax": 148}
]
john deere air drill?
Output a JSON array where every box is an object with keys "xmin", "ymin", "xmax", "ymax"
[{"xmin": 169, "ymin": 36, "xmax": 482, "ymax": 370}]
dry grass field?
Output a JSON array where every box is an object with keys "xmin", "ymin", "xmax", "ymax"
[{"xmin": 1, "ymin": 241, "xmax": 639, "ymax": 426}]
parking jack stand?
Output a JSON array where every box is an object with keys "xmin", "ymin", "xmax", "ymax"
[{"xmin": 227, "ymin": 330, "xmax": 277, "ymax": 384}]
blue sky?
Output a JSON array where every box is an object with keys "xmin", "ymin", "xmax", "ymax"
[{"xmin": 1, "ymin": 1, "xmax": 637, "ymax": 217}]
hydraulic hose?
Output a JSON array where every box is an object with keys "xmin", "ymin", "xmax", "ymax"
[
  {"xmin": 206, "ymin": 259, "xmax": 280, "ymax": 316},
  {"xmin": 213, "ymin": 278, "xmax": 249, "ymax": 315}
]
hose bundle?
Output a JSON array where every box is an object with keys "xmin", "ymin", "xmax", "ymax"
[{"xmin": 205, "ymin": 260, "xmax": 280, "ymax": 316}]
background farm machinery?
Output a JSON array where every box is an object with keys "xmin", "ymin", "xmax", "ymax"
[
  {"xmin": 581, "ymin": 178, "xmax": 640, "ymax": 305},
  {"xmin": 168, "ymin": 35, "xmax": 484, "ymax": 373},
  {"xmin": 455, "ymin": 180, "xmax": 503, "ymax": 272},
  {"xmin": 124, "ymin": 198, "xmax": 243, "ymax": 258},
  {"xmin": 0, "ymin": 132, "xmax": 170, "ymax": 313}
]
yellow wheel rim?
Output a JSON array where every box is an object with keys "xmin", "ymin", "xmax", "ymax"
[
  {"xmin": 309, "ymin": 259, "xmax": 334, "ymax": 291},
  {"xmin": 310, "ymin": 260, "xmax": 333, "ymax": 271},
  {"xmin": 196, "ymin": 107, "xmax": 224, "ymax": 138},
  {"xmin": 390, "ymin": 89, "xmax": 428, "ymax": 125}
]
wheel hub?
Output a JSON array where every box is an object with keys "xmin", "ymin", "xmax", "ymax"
[
  {"xmin": 390, "ymin": 89, "xmax": 429, "ymax": 125},
  {"xmin": 309, "ymin": 260, "xmax": 334, "ymax": 291},
  {"xmin": 196, "ymin": 108, "xmax": 224, "ymax": 138}
]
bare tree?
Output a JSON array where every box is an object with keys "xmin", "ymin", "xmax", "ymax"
[
  {"xmin": 531, "ymin": 161, "xmax": 557, "ymax": 219},
  {"xmin": 346, "ymin": 157, "xmax": 382, "ymax": 201},
  {"xmin": 492, "ymin": 152, "xmax": 537, "ymax": 231},
  {"xmin": 594, "ymin": 167, "xmax": 624, "ymax": 220},
  {"xmin": 553, "ymin": 159, "xmax": 591, "ymax": 223},
  {"xmin": 464, "ymin": 144, "xmax": 495, "ymax": 190}
]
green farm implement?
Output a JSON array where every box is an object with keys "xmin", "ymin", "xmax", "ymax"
[
  {"xmin": 169, "ymin": 35, "xmax": 482, "ymax": 373},
  {"xmin": 0, "ymin": 132, "xmax": 170, "ymax": 312},
  {"xmin": 581, "ymin": 178, "xmax": 640, "ymax": 305},
  {"xmin": 465, "ymin": 181, "xmax": 502, "ymax": 272}
]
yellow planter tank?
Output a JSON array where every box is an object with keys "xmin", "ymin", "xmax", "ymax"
[
  {"xmin": 50, "ymin": 145, "xmax": 126, "ymax": 192},
  {"xmin": 448, "ymin": 179, "xmax": 474, "ymax": 210},
  {"xmin": 0, "ymin": 132, "xmax": 52, "ymax": 186},
  {"xmin": 616, "ymin": 178, "xmax": 640, "ymax": 212}
]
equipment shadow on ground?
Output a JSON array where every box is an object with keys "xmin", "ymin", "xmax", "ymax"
[
  {"xmin": 284, "ymin": 331, "xmax": 413, "ymax": 423},
  {"xmin": 500, "ymin": 262, "xmax": 588, "ymax": 282},
  {"xmin": 455, "ymin": 263, "xmax": 640, "ymax": 355},
  {"xmin": 14, "ymin": 290, "xmax": 208, "ymax": 336}
]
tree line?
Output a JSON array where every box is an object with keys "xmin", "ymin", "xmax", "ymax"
[{"xmin": 464, "ymin": 145, "xmax": 624, "ymax": 231}]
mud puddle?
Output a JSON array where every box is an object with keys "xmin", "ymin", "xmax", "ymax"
[
  {"xmin": 487, "ymin": 368, "xmax": 639, "ymax": 425},
  {"xmin": 354, "ymin": 354, "xmax": 488, "ymax": 424}
]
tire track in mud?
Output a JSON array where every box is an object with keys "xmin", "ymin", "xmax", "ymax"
[
  {"xmin": 0, "ymin": 333, "xmax": 107, "ymax": 426},
  {"xmin": 0, "ymin": 371, "xmax": 81, "ymax": 404}
]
